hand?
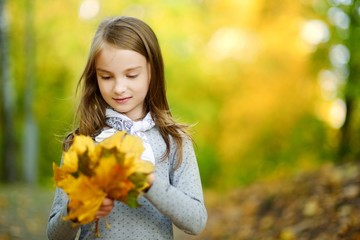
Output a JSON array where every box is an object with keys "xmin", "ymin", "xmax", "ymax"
[
  {"xmin": 95, "ymin": 197, "xmax": 114, "ymax": 219},
  {"xmin": 144, "ymin": 173, "xmax": 155, "ymax": 193},
  {"xmin": 148, "ymin": 173, "xmax": 155, "ymax": 185}
]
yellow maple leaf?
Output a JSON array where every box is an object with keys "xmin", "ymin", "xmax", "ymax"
[
  {"xmin": 53, "ymin": 162, "xmax": 68, "ymax": 183},
  {"xmin": 111, "ymin": 179, "xmax": 136, "ymax": 201},
  {"xmin": 119, "ymin": 134, "xmax": 144, "ymax": 159},
  {"xmin": 99, "ymin": 131, "xmax": 126, "ymax": 150},
  {"xmin": 89, "ymin": 144, "xmax": 102, "ymax": 165},
  {"xmin": 63, "ymin": 174, "xmax": 106, "ymax": 224},
  {"xmin": 71, "ymin": 135, "xmax": 95, "ymax": 156},
  {"xmin": 94, "ymin": 155, "xmax": 129, "ymax": 189},
  {"xmin": 133, "ymin": 160, "xmax": 154, "ymax": 174},
  {"xmin": 62, "ymin": 150, "xmax": 78, "ymax": 173}
]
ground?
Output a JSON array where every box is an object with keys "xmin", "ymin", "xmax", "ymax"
[
  {"xmin": 1, "ymin": 161, "xmax": 360, "ymax": 240},
  {"xmin": 180, "ymin": 162, "xmax": 360, "ymax": 240}
]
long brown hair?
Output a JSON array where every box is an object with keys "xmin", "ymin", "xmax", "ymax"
[{"xmin": 67, "ymin": 16, "xmax": 189, "ymax": 167}]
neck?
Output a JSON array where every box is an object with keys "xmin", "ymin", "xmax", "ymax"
[{"xmin": 132, "ymin": 113, "xmax": 147, "ymax": 121}]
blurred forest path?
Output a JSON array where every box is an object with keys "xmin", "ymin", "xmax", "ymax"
[
  {"xmin": 0, "ymin": 185, "xmax": 52, "ymax": 240},
  {"xmin": 190, "ymin": 161, "xmax": 360, "ymax": 240},
  {"xmin": 1, "ymin": 161, "xmax": 360, "ymax": 239}
]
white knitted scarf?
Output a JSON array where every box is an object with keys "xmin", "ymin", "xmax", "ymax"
[{"xmin": 94, "ymin": 108, "xmax": 156, "ymax": 165}]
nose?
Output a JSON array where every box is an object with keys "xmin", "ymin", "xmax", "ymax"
[{"xmin": 113, "ymin": 77, "xmax": 127, "ymax": 94}]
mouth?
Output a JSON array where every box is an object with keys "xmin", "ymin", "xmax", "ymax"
[{"xmin": 113, "ymin": 97, "xmax": 131, "ymax": 103}]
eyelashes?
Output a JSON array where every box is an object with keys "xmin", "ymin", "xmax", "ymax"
[
  {"xmin": 100, "ymin": 76, "xmax": 111, "ymax": 80},
  {"xmin": 127, "ymin": 74, "xmax": 139, "ymax": 79},
  {"xmin": 98, "ymin": 74, "xmax": 139, "ymax": 80}
]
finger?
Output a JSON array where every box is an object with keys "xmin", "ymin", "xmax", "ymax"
[
  {"xmin": 98, "ymin": 206, "xmax": 113, "ymax": 213},
  {"xmin": 96, "ymin": 202, "xmax": 114, "ymax": 217},
  {"xmin": 95, "ymin": 210, "xmax": 111, "ymax": 218},
  {"xmin": 99, "ymin": 204, "xmax": 113, "ymax": 211},
  {"xmin": 148, "ymin": 173, "xmax": 155, "ymax": 184},
  {"xmin": 102, "ymin": 198, "xmax": 114, "ymax": 207}
]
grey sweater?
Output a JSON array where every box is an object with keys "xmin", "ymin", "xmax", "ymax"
[{"xmin": 47, "ymin": 127, "xmax": 207, "ymax": 239}]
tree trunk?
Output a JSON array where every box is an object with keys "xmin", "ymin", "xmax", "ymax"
[
  {"xmin": 338, "ymin": 3, "xmax": 360, "ymax": 162},
  {"xmin": 23, "ymin": 0, "xmax": 38, "ymax": 184},
  {"xmin": 0, "ymin": 0, "xmax": 17, "ymax": 182}
]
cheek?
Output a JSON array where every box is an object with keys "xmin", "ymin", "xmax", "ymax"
[
  {"xmin": 97, "ymin": 81, "xmax": 109, "ymax": 98},
  {"xmin": 142, "ymin": 78, "xmax": 151, "ymax": 95},
  {"xmin": 97, "ymin": 78, "xmax": 108, "ymax": 90}
]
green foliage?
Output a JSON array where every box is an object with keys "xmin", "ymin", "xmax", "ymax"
[{"xmin": 2, "ymin": 0, "xmax": 359, "ymax": 189}]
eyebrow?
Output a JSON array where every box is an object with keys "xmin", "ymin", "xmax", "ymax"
[{"xmin": 96, "ymin": 66, "xmax": 142, "ymax": 73}]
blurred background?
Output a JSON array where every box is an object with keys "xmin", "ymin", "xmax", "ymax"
[{"xmin": 1, "ymin": 0, "xmax": 360, "ymax": 239}]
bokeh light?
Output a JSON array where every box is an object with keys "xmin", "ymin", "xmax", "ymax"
[
  {"xmin": 301, "ymin": 20, "xmax": 329, "ymax": 45},
  {"xmin": 327, "ymin": 7, "xmax": 350, "ymax": 29},
  {"xmin": 329, "ymin": 44, "xmax": 350, "ymax": 68},
  {"xmin": 78, "ymin": 0, "xmax": 100, "ymax": 20}
]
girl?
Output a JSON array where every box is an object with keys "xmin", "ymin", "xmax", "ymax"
[{"xmin": 47, "ymin": 16, "xmax": 207, "ymax": 239}]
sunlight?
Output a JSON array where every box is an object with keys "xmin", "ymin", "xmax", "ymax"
[
  {"xmin": 78, "ymin": 0, "xmax": 100, "ymax": 20},
  {"xmin": 329, "ymin": 0, "xmax": 352, "ymax": 6},
  {"xmin": 329, "ymin": 44, "xmax": 350, "ymax": 68},
  {"xmin": 207, "ymin": 27, "xmax": 260, "ymax": 62},
  {"xmin": 327, "ymin": 7, "xmax": 350, "ymax": 29},
  {"xmin": 301, "ymin": 20, "xmax": 329, "ymax": 45},
  {"xmin": 328, "ymin": 98, "xmax": 346, "ymax": 129},
  {"xmin": 315, "ymin": 98, "xmax": 347, "ymax": 129},
  {"xmin": 318, "ymin": 70, "xmax": 339, "ymax": 100},
  {"xmin": 317, "ymin": 69, "xmax": 347, "ymax": 128}
]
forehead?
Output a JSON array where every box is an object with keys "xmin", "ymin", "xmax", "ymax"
[{"xmin": 95, "ymin": 43, "xmax": 147, "ymax": 70}]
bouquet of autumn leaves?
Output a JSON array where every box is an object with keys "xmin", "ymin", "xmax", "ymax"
[{"xmin": 53, "ymin": 131, "xmax": 154, "ymax": 229}]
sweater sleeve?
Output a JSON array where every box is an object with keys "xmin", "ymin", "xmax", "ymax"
[
  {"xmin": 144, "ymin": 137, "xmax": 207, "ymax": 235},
  {"xmin": 47, "ymin": 159, "xmax": 80, "ymax": 240}
]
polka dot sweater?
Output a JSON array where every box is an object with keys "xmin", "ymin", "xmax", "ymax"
[{"xmin": 47, "ymin": 127, "xmax": 207, "ymax": 240}]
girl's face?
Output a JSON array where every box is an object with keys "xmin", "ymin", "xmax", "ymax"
[{"xmin": 96, "ymin": 43, "xmax": 151, "ymax": 120}]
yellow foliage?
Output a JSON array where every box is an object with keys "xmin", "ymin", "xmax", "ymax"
[
  {"xmin": 63, "ymin": 175, "xmax": 107, "ymax": 224},
  {"xmin": 62, "ymin": 150, "xmax": 78, "ymax": 173},
  {"xmin": 98, "ymin": 131, "xmax": 126, "ymax": 150},
  {"xmin": 72, "ymin": 135, "xmax": 95, "ymax": 155},
  {"xmin": 53, "ymin": 131, "xmax": 154, "ymax": 227}
]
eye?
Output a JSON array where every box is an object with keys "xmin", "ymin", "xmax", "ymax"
[
  {"xmin": 127, "ymin": 74, "xmax": 139, "ymax": 79},
  {"xmin": 100, "ymin": 75, "xmax": 111, "ymax": 80}
]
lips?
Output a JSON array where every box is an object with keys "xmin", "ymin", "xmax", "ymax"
[{"xmin": 113, "ymin": 97, "xmax": 131, "ymax": 104}]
